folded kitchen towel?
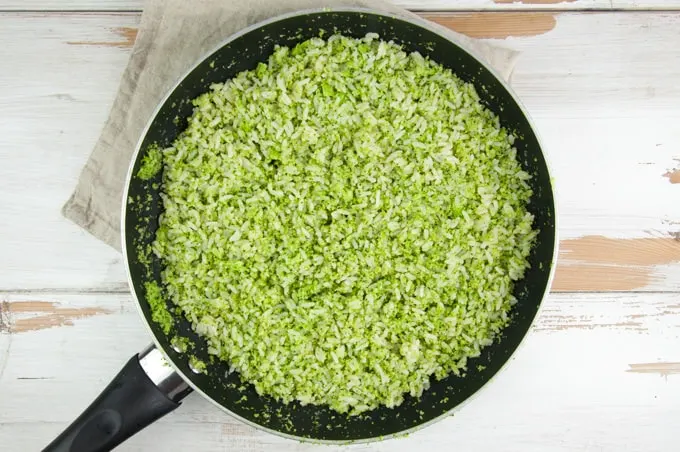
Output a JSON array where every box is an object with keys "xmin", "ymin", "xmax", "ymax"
[{"xmin": 62, "ymin": 0, "xmax": 520, "ymax": 251}]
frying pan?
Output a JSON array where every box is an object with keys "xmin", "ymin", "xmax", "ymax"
[{"xmin": 44, "ymin": 8, "xmax": 557, "ymax": 452}]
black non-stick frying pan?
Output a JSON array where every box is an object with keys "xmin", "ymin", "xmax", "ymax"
[{"xmin": 44, "ymin": 8, "xmax": 557, "ymax": 452}]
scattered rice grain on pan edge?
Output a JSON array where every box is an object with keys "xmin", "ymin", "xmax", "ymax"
[{"xmin": 151, "ymin": 34, "xmax": 536, "ymax": 415}]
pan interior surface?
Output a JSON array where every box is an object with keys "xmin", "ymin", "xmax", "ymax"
[{"xmin": 124, "ymin": 10, "xmax": 556, "ymax": 442}]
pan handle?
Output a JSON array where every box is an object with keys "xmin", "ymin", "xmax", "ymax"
[{"xmin": 42, "ymin": 345, "xmax": 192, "ymax": 452}]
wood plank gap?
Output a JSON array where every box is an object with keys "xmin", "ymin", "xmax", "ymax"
[
  {"xmin": 0, "ymin": 287, "xmax": 130, "ymax": 295},
  {"xmin": 3, "ymin": 9, "xmax": 680, "ymax": 17}
]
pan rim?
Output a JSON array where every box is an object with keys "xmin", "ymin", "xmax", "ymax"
[{"xmin": 121, "ymin": 6, "xmax": 559, "ymax": 445}]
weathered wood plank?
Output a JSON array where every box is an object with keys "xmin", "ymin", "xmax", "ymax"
[
  {"xmin": 2, "ymin": 11, "xmax": 680, "ymax": 292},
  {"xmin": 1, "ymin": 291, "xmax": 677, "ymax": 450}
]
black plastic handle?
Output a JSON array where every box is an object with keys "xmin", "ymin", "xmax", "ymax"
[{"xmin": 43, "ymin": 354, "xmax": 183, "ymax": 452}]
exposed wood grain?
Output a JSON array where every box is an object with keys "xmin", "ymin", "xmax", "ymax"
[
  {"xmin": 1, "ymin": 300, "xmax": 113, "ymax": 334},
  {"xmin": 664, "ymin": 169, "xmax": 680, "ymax": 184},
  {"xmin": 1, "ymin": 292, "xmax": 678, "ymax": 451},
  {"xmin": 66, "ymin": 26, "xmax": 136, "ymax": 48},
  {"xmin": 0, "ymin": 301, "xmax": 113, "ymax": 333},
  {"xmin": 425, "ymin": 12, "xmax": 556, "ymax": 38},
  {"xmin": 627, "ymin": 362, "xmax": 680, "ymax": 376},
  {"xmin": 553, "ymin": 264, "xmax": 655, "ymax": 291},
  {"xmin": 553, "ymin": 236, "xmax": 680, "ymax": 291},
  {"xmin": 559, "ymin": 236, "xmax": 680, "ymax": 266}
]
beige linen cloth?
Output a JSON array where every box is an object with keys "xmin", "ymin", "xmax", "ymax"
[{"xmin": 62, "ymin": 0, "xmax": 519, "ymax": 251}]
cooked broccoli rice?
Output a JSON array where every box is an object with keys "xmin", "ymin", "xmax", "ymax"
[{"xmin": 151, "ymin": 33, "xmax": 536, "ymax": 414}]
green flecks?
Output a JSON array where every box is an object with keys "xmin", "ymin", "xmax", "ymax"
[
  {"xmin": 137, "ymin": 243, "xmax": 152, "ymax": 268},
  {"xmin": 171, "ymin": 335, "xmax": 193, "ymax": 353},
  {"xmin": 137, "ymin": 144, "xmax": 163, "ymax": 180},
  {"xmin": 145, "ymin": 281, "xmax": 173, "ymax": 335},
  {"xmin": 321, "ymin": 81, "xmax": 334, "ymax": 96},
  {"xmin": 189, "ymin": 355, "xmax": 207, "ymax": 374},
  {"xmin": 255, "ymin": 62, "xmax": 267, "ymax": 78},
  {"xmin": 477, "ymin": 364, "xmax": 486, "ymax": 372}
]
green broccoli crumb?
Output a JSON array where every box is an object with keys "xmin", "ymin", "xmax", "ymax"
[
  {"xmin": 189, "ymin": 355, "xmax": 207, "ymax": 373},
  {"xmin": 144, "ymin": 281, "xmax": 173, "ymax": 335},
  {"xmin": 136, "ymin": 243, "xmax": 151, "ymax": 268},
  {"xmin": 137, "ymin": 144, "xmax": 163, "ymax": 180},
  {"xmin": 171, "ymin": 336, "xmax": 193, "ymax": 353}
]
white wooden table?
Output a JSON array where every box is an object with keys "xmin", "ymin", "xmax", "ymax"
[{"xmin": 2, "ymin": 1, "xmax": 680, "ymax": 451}]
